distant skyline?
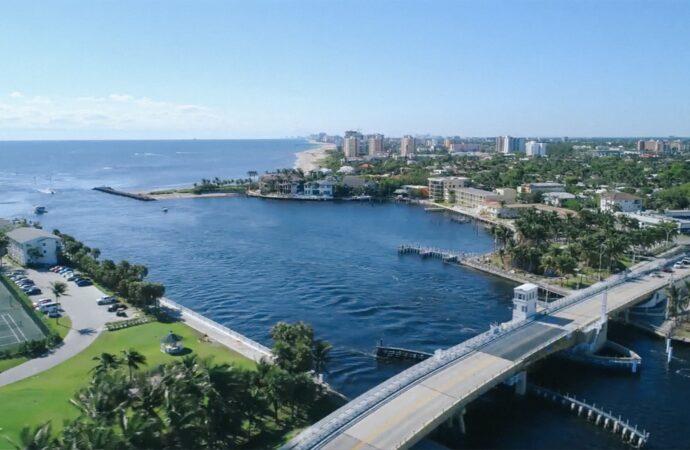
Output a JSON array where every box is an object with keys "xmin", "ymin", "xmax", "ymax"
[{"xmin": 1, "ymin": 0, "xmax": 689, "ymax": 140}]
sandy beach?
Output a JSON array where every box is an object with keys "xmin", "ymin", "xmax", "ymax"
[{"xmin": 294, "ymin": 141, "xmax": 336, "ymax": 172}]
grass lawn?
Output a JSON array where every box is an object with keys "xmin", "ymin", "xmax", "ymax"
[{"xmin": 0, "ymin": 320, "xmax": 256, "ymax": 444}]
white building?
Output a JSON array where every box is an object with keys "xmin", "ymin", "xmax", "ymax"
[
  {"xmin": 368, "ymin": 134, "xmax": 384, "ymax": 156},
  {"xmin": 518, "ymin": 182, "xmax": 566, "ymax": 195},
  {"xmin": 427, "ymin": 177, "xmax": 470, "ymax": 202},
  {"xmin": 542, "ymin": 191, "xmax": 576, "ymax": 207},
  {"xmin": 303, "ymin": 178, "xmax": 335, "ymax": 197},
  {"xmin": 600, "ymin": 192, "xmax": 642, "ymax": 213},
  {"xmin": 400, "ymin": 136, "xmax": 416, "ymax": 157},
  {"xmin": 619, "ymin": 212, "xmax": 690, "ymax": 235},
  {"xmin": 525, "ymin": 141, "xmax": 547, "ymax": 157},
  {"xmin": 496, "ymin": 136, "xmax": 525, "ymax": 154},
  {"xmin": 6, "ymin": 227, "xmax": 62, "ymax": 266},
  {"xmin": 343, "ymin": 136, "xmax": 359, "ymax": 160},
  {"xmin": 512, "ymin": 283, "xmax": 538, "ymax": 322}
]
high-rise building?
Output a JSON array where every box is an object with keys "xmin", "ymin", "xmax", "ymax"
[
  {"xmin": 368, "ymin": 134, "xmax": 384, "ymax": 156},
  {"xmin": 525, "ymin": 141, "xmax": 548, "ymax": 157},
  {"xmin": 637, "ymin": 139, "xmax": 669, "ymax": 153},
  {"xmin": 343, "ymin": 136, "xmax": 359, "ymax": 160},
  {"xmin": 400, "ymin": 136, "xmax": 416, "ymax": 157},
  {"xmin": 496, "ymin": 136, "xmax": 525, "ymax": 154}
]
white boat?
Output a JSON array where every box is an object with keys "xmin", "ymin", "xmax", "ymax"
[{"xmin": 34, "ymin": 205, "xmax": 47, "ymax": 214}]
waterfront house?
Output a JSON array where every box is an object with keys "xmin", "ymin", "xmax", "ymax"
[
  {"xmin": 303, "ymin": 177, "xmax": 335, "ymax": 197},
  {"xmin": 600, "ymin": 191, "xmax": 642, "ymax": 213},
  {"xmin": 6, "ymin": 227, "xmax": 62, "ymax": 266},
  {"xmin": 427, "ymin": 176, "xmax": 470, "ymax": 202},
  {"xmin": 259, "ymin": 174, "xmax": 302, "ymax": 195}
]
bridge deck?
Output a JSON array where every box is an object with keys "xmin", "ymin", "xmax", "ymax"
[{"xmin": 316, "ymin": 265, "xmax": 690, "ymax": 450}]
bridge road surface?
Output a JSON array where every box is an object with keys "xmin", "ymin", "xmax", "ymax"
[{"xmin": 315, "ymin": 266, "xmax": 690, "ymax": 450}]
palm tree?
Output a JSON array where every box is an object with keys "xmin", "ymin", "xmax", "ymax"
[
  {"xmin": 91, "ymin": 352, "xmax": 121, "ymax": 374},
  {"xmin": 50, "ymin": 281, "xmax": 68, "ymax": 307},
  {"xmin": 5, "ymin": 422, "xmax": 54, "ymax": 450},
  {"xmin": 312, "ymin": 339, "xmax": 332, "ymax": 374},
  {"xmin": 121, "ymin": 349, "xmax": 147, "ymax": 381}
]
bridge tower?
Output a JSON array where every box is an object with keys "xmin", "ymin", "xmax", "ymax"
[{"xmin": 512, "ymin": 283, "xmax": 538, "ymax": 322}]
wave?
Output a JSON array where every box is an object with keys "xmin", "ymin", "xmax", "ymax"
[{"xmin": 133, "ymin": 152, "xmax": 160, "ymax": 157}]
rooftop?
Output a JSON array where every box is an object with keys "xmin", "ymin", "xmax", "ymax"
[
  {"xmin": 601, "ymin": 191, "xmax": 641, "ymax": 201},
  {"xmin": 6, "ymin": 227, "xmax": 60, "ymax": 244}
]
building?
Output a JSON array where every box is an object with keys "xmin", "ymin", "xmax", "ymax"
[
  {"xmin": 343, "ymin": 136, "xmax": 359, "ymax": 160},
  {"xmin": 591, "ymin": 146, "xmax": 623, "ymax": 157},
  {"xmin": 542, "ymin": 191, "xmax": 576, "ymax": 207},
  {"xmin": 303, "ymin": 178, "xmax": 335, "ymax": 197},
  {"xmin": 512, "ymin": 284, "xmax": 538, "ymax": 322},
  {"xmin": 637, "ymin": 140, "xmax": 669, "ymax": 154},
  {"xmin": 453, "ymin": 187, "xmax": 516, "ymax": 209},
  {"xmin": 6, "ymin": 227, "xmax": 62, "ymax": 266},
  {"xmin": 449, "ymin": 142, "xmax": 481, "ymax": 152},
  {"xmin": 620, "ymin": 212, "xmax": 690, "ymax": 235},
  {"xmin": 599, "ymin": 191, "xmax": 642, "ymax": 213},
  {"xmin": 518, "ymin": 182, "xmax": 566, "ymax": 194},
  {"xmin": 367, "ymin": 134, "xmax": 384, "ymax": 156},
  {"xmin": 525, "ymin": 141, "xmax": 547, "ymax": 157},
  {"xmin": 400, "ymin": 136, "xmax": 416, "ymax": 157},
  {"xmin": 496, "ymin": 136, "xmax": 525, "ymax": 154},
  {"xmin": 427, "ymin": 177, "xmax": 470, "ymax": 202}
]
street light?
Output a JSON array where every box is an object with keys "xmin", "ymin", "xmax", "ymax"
[{"xmin": 598, "ymin": 243, "xmax": 608, "ymax": 281}]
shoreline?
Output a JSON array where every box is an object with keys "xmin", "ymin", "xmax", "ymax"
[{"xmin": 294, "ymin": 141, "xmax": 336, "ymax": 172}]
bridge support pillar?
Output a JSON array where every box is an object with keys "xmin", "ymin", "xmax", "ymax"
[
  {"xmin": 458, "ymin": 408, "xmax": 466, "ymax": 435},
  {"xmin": 514, "ymin": 371, "xmax": 527, "ymax": 396}
]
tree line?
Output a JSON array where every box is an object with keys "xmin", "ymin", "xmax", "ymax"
[{"xmin": 54, "ymin": 231, "xmax": 165, "ymax": 311}]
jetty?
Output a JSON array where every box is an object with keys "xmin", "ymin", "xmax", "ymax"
[
  {"xmin": 93, "ymin": 186, "xmax": 156, "ymax": 201},
  {"xmin": 397, "ymin": 244, "xmax": 471, "ymax": 264},
  {"xmin": 528, "ymin": 384, "xmax": 650, "ymax": 448}
]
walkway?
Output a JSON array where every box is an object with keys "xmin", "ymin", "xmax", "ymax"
[{"xmin": 0, "ymin": 267, "xmax": 125, "ymax": 387}]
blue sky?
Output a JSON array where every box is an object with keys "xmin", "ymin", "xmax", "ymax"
[{"xmin": 1, "ymin": 0, "xmax": 688, "ymax": 139}]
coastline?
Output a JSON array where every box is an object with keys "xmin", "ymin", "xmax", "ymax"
[{"xmin": 294, "ymin": 141, "xmax": 336, "ymax": 172}]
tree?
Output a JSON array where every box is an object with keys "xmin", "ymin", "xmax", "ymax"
[
  {"xmin": 6, "ymin": 422, "xmax": 55, "ymax": 450},
  {"xmin": 26, "ymin": 246, "xmax": 43, "ymax": 265},
  {"xmin": 271, "ymin": 322, "xmax": 315, "ymax": 373},
  {"xmin": 0, "ymin": 234, "xmax": 8, "ymax": 268},
  {"xmin": 91, "ymin": 352, "xmax": 121, "ymax": 374},
  {"xmin": 121, "ymin": 349, "xmax": 147, "ymax": 381},
  {"xmin": 50, "ymin": 281, "xmax": 68, "ymax": 307},
  {"xmin": 312, "ymin": 339, "xmax": 332, "ymax": 374}
]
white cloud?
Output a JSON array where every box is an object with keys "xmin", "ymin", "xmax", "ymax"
[{"xmin": 0, "ymin": 92, "xmax": 237, "ymax": 136}]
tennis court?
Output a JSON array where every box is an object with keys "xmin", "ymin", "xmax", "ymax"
[{"xmin": 0, "ymin": 279, "xmax": 46, "ymax": 350}]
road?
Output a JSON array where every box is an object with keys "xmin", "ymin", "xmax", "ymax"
[
  {"xmin": 300, "ymin": 264, "xmax": 690, "ymax": 450},
  {"xmin": 0, "ymin": 267, "xmax": 127, "ymax": 387}
]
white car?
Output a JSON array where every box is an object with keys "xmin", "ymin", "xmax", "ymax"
[
  {"xmin": 96, "ymin": 296, "xmax": 117, "ymax": 305},
  {"xmin": 673, "ymin": 263, "xmax": 683, "ymax": 269}
]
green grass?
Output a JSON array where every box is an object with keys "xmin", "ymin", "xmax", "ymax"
[
  {"xmin": 0, "ymin": 320, "xmax": 255, "ymax": 444},
  {"xmin": 0, "ymin": 356, "xmax": 28, "ymax": 373}
]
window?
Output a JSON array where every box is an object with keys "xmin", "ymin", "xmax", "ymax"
[{"xmin": 521, "ymin": 306, "xmax": 526, "ymax": 312}]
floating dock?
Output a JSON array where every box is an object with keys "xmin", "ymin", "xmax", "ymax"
[
  {"xmin": 93, "ymin": 186, "xmax": 156, "ymax": 201},
  {"xmin": 529, "ymin": 384, "xmax": 650, "ymax": 448}
]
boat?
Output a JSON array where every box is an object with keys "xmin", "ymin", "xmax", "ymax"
[
  {"xmin": 34, "ymin": 206, "xmax": 47, "ymax": 215},
  {"xmin": 162, "ymin": 207, "xmax": 169, "ymax": 213}
]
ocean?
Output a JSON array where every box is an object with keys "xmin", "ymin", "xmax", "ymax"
[{"xmin": 1, "ymin": 140, "xmax": 689, "ymax": 449}]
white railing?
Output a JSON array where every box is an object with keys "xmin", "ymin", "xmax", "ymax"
[{"xmin": 159, "ymin": 297, "xmax": 273, "ymax": 359}]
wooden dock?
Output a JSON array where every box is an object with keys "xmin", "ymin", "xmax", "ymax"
[
  {"xmin": 529, "ymin": 384, "xmax": 649, "ymax": 448},
  {"xmin": 397, "ymin": 245, "xmax": 471, "ymax": 264},
  {"xmin": 93, "ymin": 186, "xmax": 156, "ymax": 201}
]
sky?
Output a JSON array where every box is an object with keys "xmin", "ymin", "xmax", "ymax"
[{"xmin": 0, "ymin": 0, "xmax": 689, "ymax": 140}]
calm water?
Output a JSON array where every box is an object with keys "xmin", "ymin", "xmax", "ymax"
[{"xmin": 1, "ymin": 140, "xmax": 689, "ymax": 449}]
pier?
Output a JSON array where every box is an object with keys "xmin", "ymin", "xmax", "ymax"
[
  {"xmin": 528, "ymin": 384, "xmax": 649, "ymax": 448},
  {"xmin": 93, "ymin": 186, "xmax": 156, "ymax": 201},
  {"xmin": 397, "ymin": 244, "xmax": 471, "ymax": 264}
]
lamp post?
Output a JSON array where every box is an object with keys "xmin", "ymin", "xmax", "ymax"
[{"xmin": 598, "ymin": 243, "xmax": 608, "ymax": 281}]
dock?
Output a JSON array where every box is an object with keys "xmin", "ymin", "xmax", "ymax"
[
  {"xmin": 376, "ymin": 344, "xmax": 432, "ymax": 362},
  {"xmin": 93, "ymin": 186, "xmax": 156, "ymax": 201},
  {"xmin": 398, "ymin": 244, "xmax": 471, "ymax": 264},
  {"xmin": 529, "ymin": 384, "xmax": 649, "ymax": 448}
]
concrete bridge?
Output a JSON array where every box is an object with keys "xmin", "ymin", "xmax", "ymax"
[{"xmin": 285, "ymin": 256, "xmax": 689, "ymax": 450}]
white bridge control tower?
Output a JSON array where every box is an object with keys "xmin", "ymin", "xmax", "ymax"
[{"xmin": 512, "ymin": 283, "xmax": 538, "ymax": 322}]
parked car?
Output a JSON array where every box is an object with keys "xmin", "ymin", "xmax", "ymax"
[
  {"xmin": 33, "ymin": 298, "xmax": 53, "ymax": 309},
  {"xmin": 116, "ymin": 310, "xmax": 127, "ymax": 317},
  {"xmin": 50, "ymin": 266, "xmax": 63, "ymax": 272},
  {"xmin": 17, "ymin": 279, "xmax": 34, "ymax": 285},
  {"xmin": 107, "ymin": 303, "xmax": 122, "ymax": 312},
  {"xmin": 76, "ymin": 279, "xmax": 93, "ymax": 287},
  {"xmin": 97, "ymin": 296, "xmax": 117, "ymax": 305},
  {"xmin": 663, "ymin": 267, "xmax": 674, "ymax": 273},
  {"xmin": 116, "ymin": 304, "xmax": 128, "ymax": 310},
  {"xmin": 25, "ymin": 287, "xmax": 42, "ymax": 295},
  {"xmin": 47, "ymin": 310, "xmax": 61, "ymax": 318},
  {"xmin": 58, "ymin": 268, "xmax": 72, "ymax": 274},
  {"xmin": 62, "ymin": 272, "xmax": 74, "ymax": 278},
  {"xmin": 66, "ymin": 274, "xmax": 81, "ymax": 281},
  {"xmin": 673, "ymin": 263, "xmax": 683, "ymax": 269}
]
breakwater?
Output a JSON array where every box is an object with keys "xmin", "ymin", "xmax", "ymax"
[{"xmin": 93, "ymin": 186, "xmax": 156, "ymax": 201}]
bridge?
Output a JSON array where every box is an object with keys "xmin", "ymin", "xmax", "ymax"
[{"xmin": 285, "ymin": 256, "xmax": 689, "ymax": 450}]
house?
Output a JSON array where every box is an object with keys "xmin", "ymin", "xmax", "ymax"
[
  {"xmin": 342, "ymin": 176, "xmax": 375, "ymax": 191},
  {"xmin": 6, "ymin": 227, "xmax": 62, "ymax": 266},
  {"xmin": 600, "ymin": 192, "xmax": 642, "ymax": 213},
  {"xmin": 258, "ymin": 174, "xmax": 302, "ymax": 195},
  {"xmin": 542, "ymin": 191, "xmax": 576, "ymax": 207},
  {"xmin": 619, "ymin": 212, "xmax": 690, "ymax": 234},
  {"xmin": 303, "ymin": 177, "xmax": 335, "ymax": 197},
  {"xmin": 517, "ymin": 182, "xmax": 566, "ymax": 194}
]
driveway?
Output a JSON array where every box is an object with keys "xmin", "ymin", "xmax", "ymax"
[{"xmin": 0, "ymin": 267, "xmax": 127, "ymax": 387}]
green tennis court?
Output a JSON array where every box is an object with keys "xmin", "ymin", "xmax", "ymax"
[{"xmin": 0, "ymin": 280, "xmax": 46, "ymax": 350}]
